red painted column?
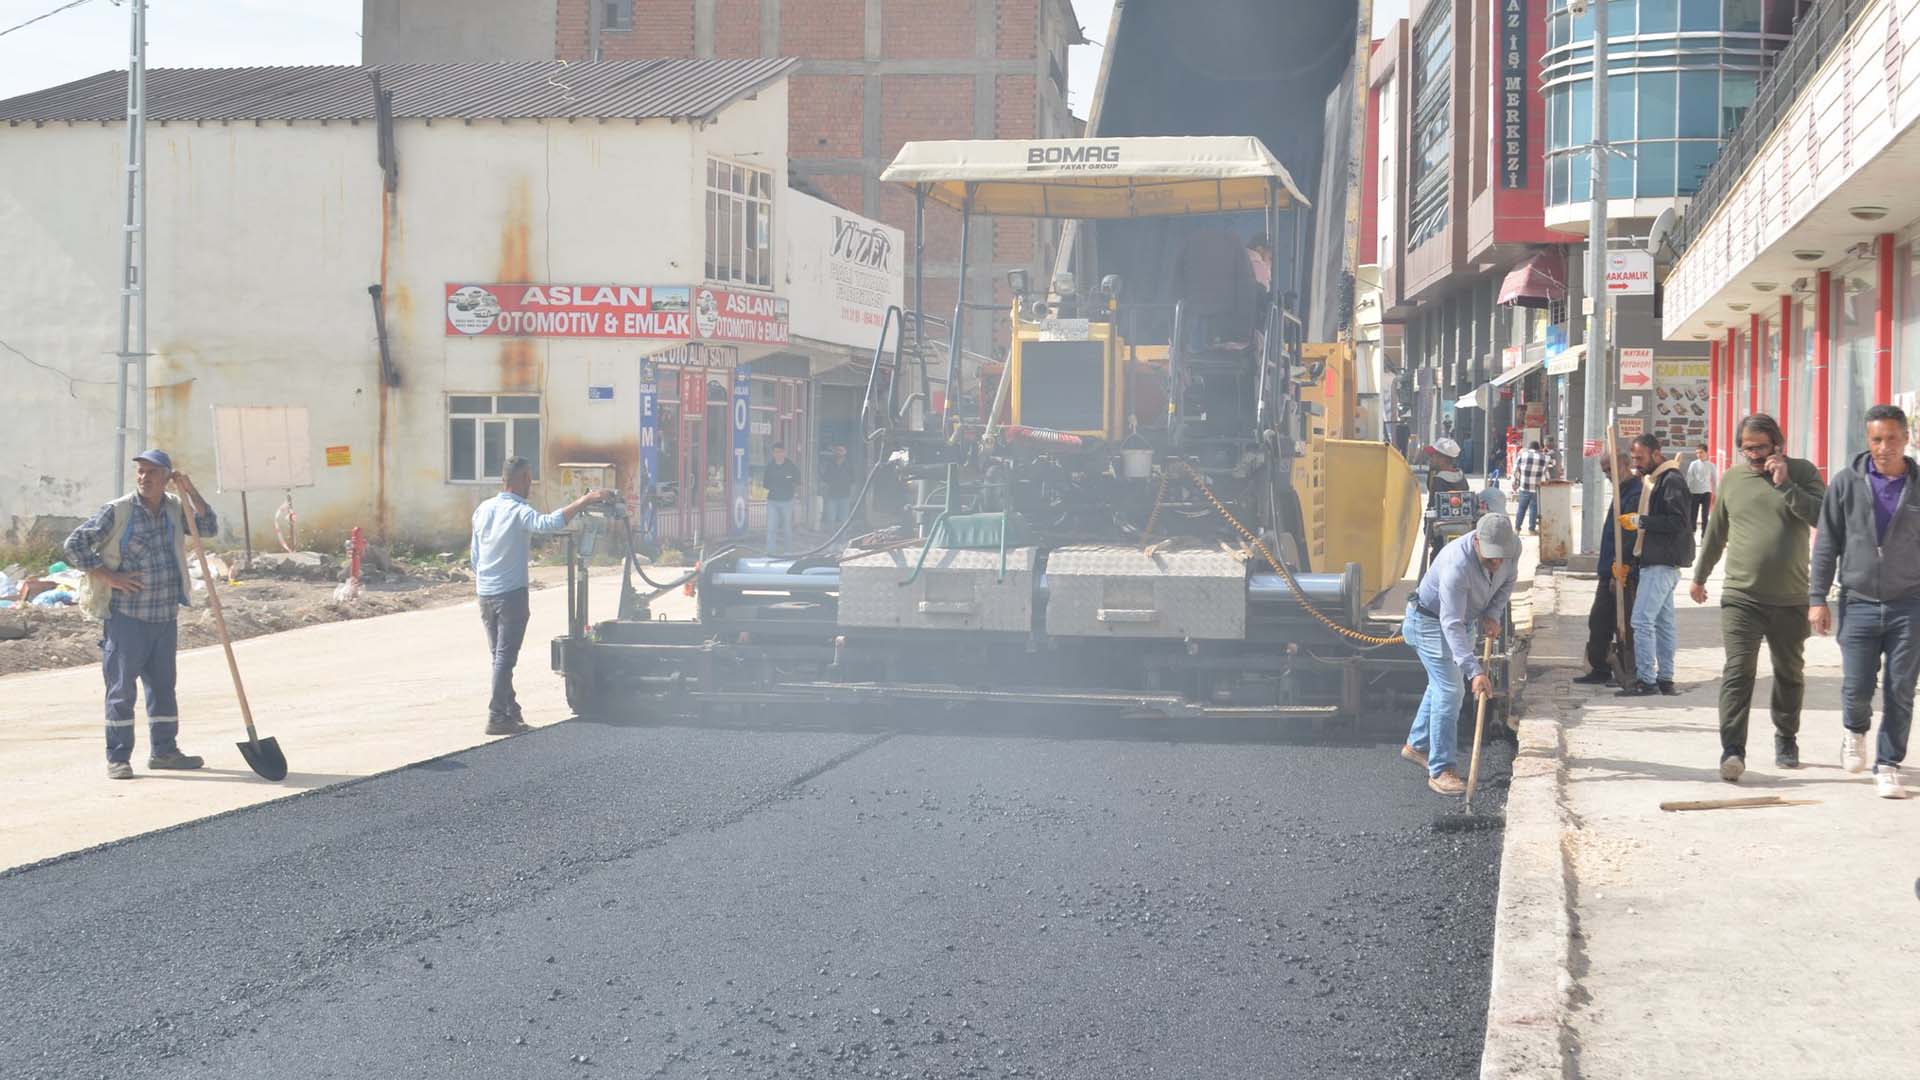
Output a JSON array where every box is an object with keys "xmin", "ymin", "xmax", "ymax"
[
  {"xmin": 1709, "ymin": 339, "xmax": 1722, "ymax": 463},
  {"xmin": 1726, "ymin": 327, "xmax": 1740, "ymax": 469},
  {"xmin": 1814, "ymin": 270, "xmax": 1833, "ymax": 476},
  {"xmin": 1749, "ymin": 313, "xmax": 1764, "ymax": 418},
  {"xmin": 1779, "ymin": 295, "xmax": 1793, "ymax": 432},
  {"xmin": 1877, "ymin": 233, "xmax": 1895, "ymax": 404}
]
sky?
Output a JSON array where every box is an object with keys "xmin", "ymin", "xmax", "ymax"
[{"xmin": 1, "ymin": 0, "xmax": 1408, "ymax": 108}]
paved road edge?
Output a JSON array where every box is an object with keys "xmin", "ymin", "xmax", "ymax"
[{"xmin": 1481, "ymin": 567, "xmax": 1574, "ymax": 1079}]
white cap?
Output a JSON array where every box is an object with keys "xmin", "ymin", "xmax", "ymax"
[
  {"xmin": 1476, "ymin": 513, "xmax": 1521, "ymax": 559},
  {"xmin": 1432, "ymin": 437, "xmax": 1462, "ymax": 459}
]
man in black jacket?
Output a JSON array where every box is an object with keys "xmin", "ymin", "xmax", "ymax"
[
  {"xmin": 1617, "ymin": 434, "xmax": 1695, "ymax": 696},
  {"xmin": 1810, "ymin": 404, "xmax": 1920, "ymax": 800}
]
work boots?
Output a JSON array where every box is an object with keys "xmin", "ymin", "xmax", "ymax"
[{"xmin": 148, "ymin": 749, "xmax": 204, "ymax": 770}]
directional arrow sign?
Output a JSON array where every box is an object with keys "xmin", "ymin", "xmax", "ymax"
[{"xmin": 1619, "ymin": 348, "xmax": 1654, "ymax": 391}]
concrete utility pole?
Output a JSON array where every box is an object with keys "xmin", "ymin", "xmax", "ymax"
[
  {"xmin": 112, "ymin": 0, "xmax": 149, "ymax": 494},
  {"xmin": 1579, "ymin": 0, "xmax": 1610, "ymax": 554}
]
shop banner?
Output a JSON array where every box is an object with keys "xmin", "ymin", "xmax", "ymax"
[
  {"xmin": 638, "ymin": 361, "xmax": 659, "ymax": 539},
  {"xmin": 445, "ymin": 283, "xmax": 789, "ymax": 344},
  {"xmin": 1653, "ymin": 359, "xmax": 1711, "ymax": 451},
  {"xmin": 731, "ymin": 365, "xmax": 752, "ymax": 536},
  {"xmin": 786, "ymin": 193, "xmax": 905, "ymax": 349}
]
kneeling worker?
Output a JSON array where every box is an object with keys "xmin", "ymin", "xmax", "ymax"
[{"xmin": 1402, "ymin": 513, "xmax": 1520, "ymax": 795}]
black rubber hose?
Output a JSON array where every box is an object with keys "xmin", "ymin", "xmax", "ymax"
[{"xmin": 609, "ymin": 509, "xmax": 725, "ymax": 594}]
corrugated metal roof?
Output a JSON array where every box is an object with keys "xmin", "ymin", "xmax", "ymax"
[{"xmin": 0, "ymin": 58, "xmax": 796, "ymax": 124}]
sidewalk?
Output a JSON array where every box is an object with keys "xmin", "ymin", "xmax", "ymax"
[
  {"xmin": 0, "ymin": 566, "xmax": 693, "ymax": 873},
  {"xmin": 1522, "ymin": 554, "xmax": 1917, "ymax": 1077}
]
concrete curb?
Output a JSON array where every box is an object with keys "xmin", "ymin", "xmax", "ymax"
[{"xmin": 1480, "ymin": 568, "xmax": 1574, "ymax": 1080}]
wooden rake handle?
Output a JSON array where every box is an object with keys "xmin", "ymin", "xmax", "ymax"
[
  {"xmin": 175, "ymin": 479, "xmax": 260, "ymax": 740},
  {"xmin": 1464, "ymin": 634, "xmax": 1495, "ymax": 810}
]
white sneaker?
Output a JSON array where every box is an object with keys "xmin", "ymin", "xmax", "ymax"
[
  {"xmin": 1875, "ymin": 765, "xmax": 1907, "ymax": 800},
  {"xmin": 1841, "ymin": 731, "xmax": 1869, "ymax": 773}
]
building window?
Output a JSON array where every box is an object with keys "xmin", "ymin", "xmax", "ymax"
[
  {"xmin": 1408, "ymin": 1, "xmax": 1453, "ymax": 247},
  {"xmin": 448, "ymin": 394, "xmax": 541, "ymax": 483},
  {"xmin": 603, "ymin": 0, "xmax": 633, "ymax": 32},
  {"xmin": 706, "ymin": 159, "xmax": 774, "ymax": 290}
]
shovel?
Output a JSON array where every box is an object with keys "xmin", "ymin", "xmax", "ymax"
[
  {"xmin": 1604, "ymin": 420, "xmax": 1638, "ymax": 689},
  {"xmin": 1436, "ymin": 636, "xmax": 1503, "ymax": 833},
  {"xmin": 176, "ymin": 478, "xmax": 288, "ymax": 781}
]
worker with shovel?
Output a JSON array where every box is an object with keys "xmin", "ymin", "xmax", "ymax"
[
  {"xmin": 1401, "ymin": 513, "xmax": 1520, "ymax": 795},
  {"xmin": 63, "ymin": 449, "xmax": 218, "ymax": 780}
]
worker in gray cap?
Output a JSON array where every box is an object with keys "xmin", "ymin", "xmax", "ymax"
[{"xmin": 1400, "ymin": 512, "xmax": 1520, "ymax": 795}]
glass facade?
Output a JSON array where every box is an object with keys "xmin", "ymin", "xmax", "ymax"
[
  {"xmin": 1543, "ymin": 0, "xmax": 1790, "ymax": 207},
  {"xmin": 1409, "ymin": 1, "xmax": 1455, "ymax": 246}
]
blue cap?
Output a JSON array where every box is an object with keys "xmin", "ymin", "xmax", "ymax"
[{"xmin": 132, "ymin": 449, "xmax": 173, "ymax": 471}]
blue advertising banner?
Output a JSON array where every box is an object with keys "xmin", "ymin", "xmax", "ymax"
[
  {"xmin": 637, "ymin": 360, "xmax": 659, "ymax": 541},
  {"xmin": 731, "ymin": 365, "xmax": 752, "ymax": 536}
]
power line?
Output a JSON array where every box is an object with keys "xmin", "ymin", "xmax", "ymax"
[{"xmin": 0, "ymin": 0, "xmax": 103, "ymax": 41}]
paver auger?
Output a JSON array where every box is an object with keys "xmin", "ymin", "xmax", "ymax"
[{"xmin": 554, "ymin": 137, "xmax": 1483, "ymax": 730}]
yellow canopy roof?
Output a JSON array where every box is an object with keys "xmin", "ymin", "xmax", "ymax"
[{"xmin": 880, "ymin": 137, "xmax": 1311, "ymax": 219}]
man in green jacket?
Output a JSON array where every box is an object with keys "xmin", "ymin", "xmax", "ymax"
[{"xmin": 1690, "ymin": 414, "xmax": 1826, "ymax": 780}]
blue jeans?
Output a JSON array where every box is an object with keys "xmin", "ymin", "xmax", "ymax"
[
  {"xmin": 479, "ymin": 587, "xmax": 530, "ymax": 724},
  {"xmin": 1836, "ymin": 596, "xmax": 1920, "ymax": 768},
  {"xmin": 100, "ymin": 613, "xmax": 181, "ymax": 763},
  {"xmin": 1630, "ymin": 563, "xmax": 1682, "ymax": 684},
  {"xmin": 822, "ymin": 495, "xmax": 851, "ymax": 532},
  {"xmin": 766, "ymin": 498, "xmax": 796, "ymax": 553},
  {"xmin": 1403, "ymin": 604, "xmax": 1463, "ymax": 777},
  {"xmin": 1514, "ymin": 490, "xmax": 1539, "ymax": 531}
]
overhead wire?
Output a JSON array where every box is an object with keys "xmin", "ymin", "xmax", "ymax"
[{"xmin": 0, "ymin": 0, "xmax": 101, "ymax": 40}]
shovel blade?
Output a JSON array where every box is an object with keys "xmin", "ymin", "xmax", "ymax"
[{"xmin": 238, "ymin": 736, "xmax": 289, "ymax": 782}]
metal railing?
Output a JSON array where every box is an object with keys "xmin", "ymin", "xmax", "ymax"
[{"xmin": 1673, "ymin": 0, "xmax": 1877, "ymax": 253}]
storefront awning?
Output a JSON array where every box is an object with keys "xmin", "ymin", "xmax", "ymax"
[
  {"xmin": 1491, "ymin": 355, "xmax": 1546, "ymax": 388},
  {"xmin": 1545, "ymin": 342, "xmax": 1585, "ymax": 376},
  {"xmin": 1497, "ymin": 252, "xmax": 1567, "ymax": 308},
  {"xmin": 1455, "ymin": 385, "xmax": 1489, "ymax": 410}
]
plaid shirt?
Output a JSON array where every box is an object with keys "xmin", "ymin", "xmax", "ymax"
[
  {"xmin": 1511, "ymin": 449, "xmax": 1551, "ymax": 494},
  {"xmin": 64, "ymin": 497, "xmax": 218, "ymax": 623}
]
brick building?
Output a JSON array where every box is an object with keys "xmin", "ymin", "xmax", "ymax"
[{"xmin": 363, "ymin": 0, "xmax": 1087, "ymax": 354}]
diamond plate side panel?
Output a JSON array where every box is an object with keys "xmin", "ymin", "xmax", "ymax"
[
  {"xmin": 838, "ymin": 547, "xmax": 1037, "ymax": 633},
  {"xmin": 1044, "ymin": 545, "xmax": 1247, "ymax": 640}
]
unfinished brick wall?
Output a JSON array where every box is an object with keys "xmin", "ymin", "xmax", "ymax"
[
  {"xmin": 780, "ymin": 0, "xmax": 866, "ymax": 59},
  {"xmin": 995, "ymin": 0, "xmax": 1039, "ymax": 59},
  {"xmin": 789, "ymin": 75, "xmax": 865, "ymax": 158},
  {"xmin": 882, "ymin": 0, "xmax": 978, "ymax": 60},
  {"xmin": 555, "ymin": 0, "xmax": 695, "ymax": 60},
  {"xmin": 535, "ymin": 0, "xmax": 1071, "ymax": 357},
  {"xmin": 713, "ymin": 0, "xmax": 761, "ymax": 56}
]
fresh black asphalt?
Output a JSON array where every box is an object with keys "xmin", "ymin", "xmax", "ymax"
[{"xmin": 1, "ymin": 712, "xmax": 1512, "ymax": 1080}]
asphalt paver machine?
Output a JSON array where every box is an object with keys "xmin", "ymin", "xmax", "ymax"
[{"xmin": 554, "ymin": 136, "xmax": 1496, "ymax": 731}]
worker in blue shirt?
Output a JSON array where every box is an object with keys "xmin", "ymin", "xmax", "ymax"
[
  {"xmin": 470, "ymin": 457, "xmax": 611, "ymax": 735},
  {"xmin": 1401, "ymin": 513, "xmax": 1520, "ymax": 795}
]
